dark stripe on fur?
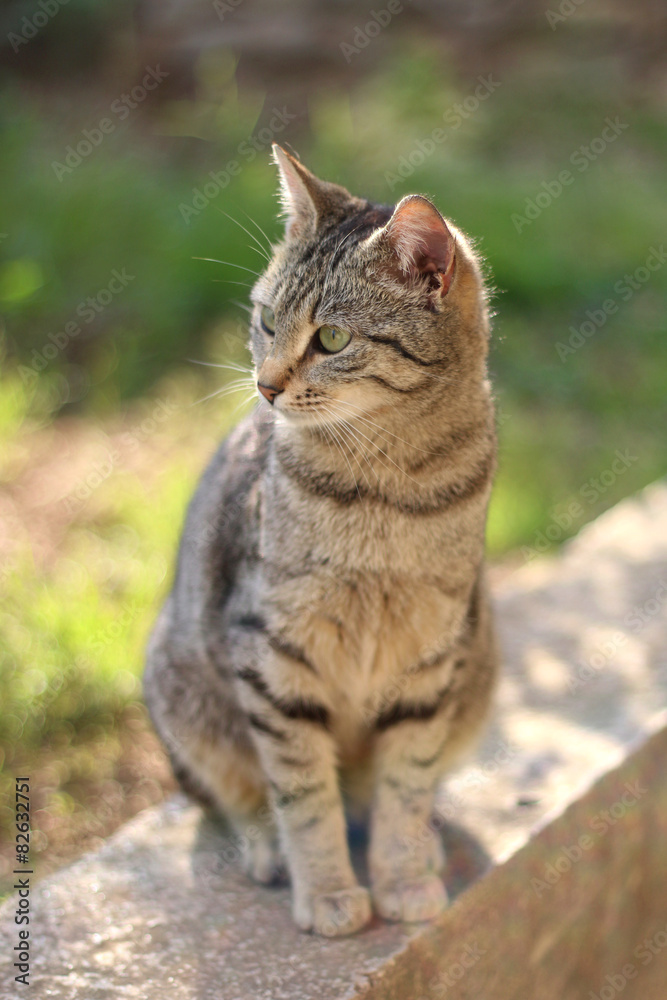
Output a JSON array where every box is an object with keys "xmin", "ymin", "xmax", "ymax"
[
  {"xmin": 293, "ymin": 814, "xmax": 324, "ymax": 832},
  {"xmin": 320, "ymin": 203, "xmax": 394, "ymax": 257},
  {"xmin": 276, "ymin": 441, "xmax": 494, "ymax": 514},
  {"xmin": 237, "ymin": 667, "xmax": 329, "ymax": 727},
  {"xmin": 270, "ymin": 780, "xmax": 325, "ymax": 809},
  {"xmin": 170, "ymin": 755, "xmax": 216, "ymax": 809},
  {"xmin": 461, "ymin": 577, "xmax": 482, "ymax": 642},
  {"xmin": 247, "ymin": 712, "xmax": 287, "ymax": 741},
  {"xmin": 376, "ymin": 685, "xmax": 450, "ymax": 731},
  {"xmin": 277, "ymin": 753, "xmax": 312, "ymax": 768},
  {"xmin": 409, "ymin": 737, "xmax": 449, "ymax": 769},
  {"xmin": 430, "ymin": 452, "xmax": 496, "ymax": 509},
  {"xmin": 267, "ymin": 633, "xmax": 318, "ymax": 673},
  {"xmin": 414, "ymin": 647, "xmax": 450, "ymax": 673},
  {"xmin": 376, "ymin": 699, "xmax": 440, "ymax": 731},
  {"xmin": 365, "ymin": 373, "xmax": 416, "ymax": 394},
  {"xmin": 466, "ymin": 578, "xmax": 481, "ymax": 629},
  {"xmin": 364, "ymin": 331, "xmax": 434, "ymax": 367},
  {"xmin": 275, "ymin": 443, "xmax": 361, "ymax": 504},
  {"xmin": 229, "ymin": 615, "xmax": 317, "ymax": 672},
  {"xmin": 231, "ymin": 613, "xmax": 267, "ymax": 631},
  {"xmin": 407, "ymin": 423, "xmax": 495, "ymax": 475}
]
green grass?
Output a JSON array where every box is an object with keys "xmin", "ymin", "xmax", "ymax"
[{"xmin": 0, "ymin": 362, "xmax": 254, "ymax": 870}]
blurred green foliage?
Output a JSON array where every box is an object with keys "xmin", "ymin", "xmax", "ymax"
[{"xmin": 3, "ymin": 44, "xmax": 666, "ymax": 546}]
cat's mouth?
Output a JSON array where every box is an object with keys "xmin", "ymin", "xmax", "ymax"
[
  {"xmin": 273, "ymin": 401, "xmax": 331, "ymax": 427},
  {"xmin": 272, "ymin": 385, "xmax": 388, "ymax": 430}
]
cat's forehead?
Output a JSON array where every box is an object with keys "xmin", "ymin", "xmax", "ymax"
[
  {"xmin": 307, "ymin": 202, "xmax": 395, "ymax": 265},
  {"xmin": 255, "ymin": 201, "xmax": 395, "ymax": 308}
]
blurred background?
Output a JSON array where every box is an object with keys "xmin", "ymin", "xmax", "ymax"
[{"xmin": 0, "ymin": 0, "xmax": 665, "ymax": 891}]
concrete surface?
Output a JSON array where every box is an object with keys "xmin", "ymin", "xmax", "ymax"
[{"xmin": 1, "ymin": 481, "xmax": 666, "ymax": 999}]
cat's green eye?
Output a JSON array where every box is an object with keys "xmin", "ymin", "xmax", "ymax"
[
  {"xmin": 317, "ymin": 325, "xmax": 351, "ymax": 353},
  {"xmin": 260, "ymin": 306, "xmax": 275, "ymax": 334}
]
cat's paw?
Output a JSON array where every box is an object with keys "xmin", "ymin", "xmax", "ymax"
[
  {"xmin": 241, "ymin": 834, "xmax": 285, "ymax": 885},
  {"xmin": 373, "ymin": 874, "xmax": 448, "ymax": 923},
  {"xmin": 294, "ymin": 886, "xmax": 372, "ymax": 937}
]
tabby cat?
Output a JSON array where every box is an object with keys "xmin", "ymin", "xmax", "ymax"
[{"xmin": 144, "ymin": 145, "xmax": 498, "ymax": 936}]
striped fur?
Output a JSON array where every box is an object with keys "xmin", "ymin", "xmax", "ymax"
[{"xmin": 144, "ymin": 146, "xmax": 498, "ymax": 936}]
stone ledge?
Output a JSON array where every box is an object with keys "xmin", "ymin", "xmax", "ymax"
[{"xmin": 1, "ymin": 482, "xmax": 666, "ymax": 999}]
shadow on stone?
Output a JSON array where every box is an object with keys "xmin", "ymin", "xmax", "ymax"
[{"xmin": 189, "ymin": 808, "xmax": 491, "ymax": 907}]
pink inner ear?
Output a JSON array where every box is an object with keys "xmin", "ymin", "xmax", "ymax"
[{"xmin": 386, "ymin": 197, "xmax": 456, "ymax": 294}]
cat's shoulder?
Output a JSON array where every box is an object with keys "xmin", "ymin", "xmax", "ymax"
[
  {"xmin": 176, "ymin": 406, "xmax": 272, "ymax": 568},
  {"xmin": 201, "ymin": 404, "xmax": 273, "ymax": 498}
]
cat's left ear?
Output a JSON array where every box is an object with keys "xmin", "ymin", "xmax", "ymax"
[
  {"xmin": 272, "ymin": 144, "xmax": 353, "ymax": 241},
  {"xmin": 379, "ymin": 195, "xmax": 456, "ymax": 305}
]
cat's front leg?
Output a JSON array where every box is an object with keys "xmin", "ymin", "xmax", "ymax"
[
  {"xmin": 369, "ymin": 710, "xmax": 452, "ymax": 923},
  {"xmin": 236, "ymin": 654, "xmax": 371, "ymax": 936}
]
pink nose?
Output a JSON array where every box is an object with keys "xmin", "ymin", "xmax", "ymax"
[{"xmin": 258, "ymin": 382, "xmax": 282, "ymax": 404}]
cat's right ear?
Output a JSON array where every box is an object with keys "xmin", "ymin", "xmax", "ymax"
[{"xmin": 371, "ymin": 195, "xmax": 457, "ymax": 307}]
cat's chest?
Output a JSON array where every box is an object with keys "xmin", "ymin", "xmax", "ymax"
[
  {"xmin": 268, "ymin": 568, "xmax": 465, "ymax": 721},
  {"xmin": 258, "ymin": 475, "xmax": 473, "ymax": 735}
]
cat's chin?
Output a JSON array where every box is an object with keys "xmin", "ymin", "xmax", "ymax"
[{"xmin": 274, "ymin": 407, "xmax": 330, "ymax": 429}]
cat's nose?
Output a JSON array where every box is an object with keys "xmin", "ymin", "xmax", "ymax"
[{"xmin": 257, "ymin": 382, "xmax": 283, "ymax": 405}]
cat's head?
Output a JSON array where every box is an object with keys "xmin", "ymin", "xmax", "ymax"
[{"xmin": 249, "ymin": 145, "xmax": 490, "ymax": 426}]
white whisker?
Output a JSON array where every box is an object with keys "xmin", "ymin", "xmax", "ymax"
[
  {"xmin": 242, "ymin": 212, "xmax": 274, "ymax": 256},
  {"xmin": 328, "ymin": 412, "xmax": 388, "ymax": 488},
  {"xmin": 191, "ymin": 378, "xmax": 255, "ymax": 407},
  {"xmin": 231, "ymin": 299, "xmax": 253, "ymax": 315},
  {"xmin": 319, "ymin": 408, "xmax": 362, "ymax": 499},
  {"xmin": 322, "ymin": 407, "xmax": 374, "ymax": 491},
  {"xmin": 318, "ymin": 422, "xmax": 337, "ymax": 469},
  {"xmin": 210, "ymin": 279, "xmax": 254, "ymax": 288},
  {"xmin": 229, "ymin": 393, "xmax": 257, "ymax": 420},
  {"xmin": 325, "ymin": 401, "xmax": 423, "ymax": 488},
  {"xmin": 193, "ymin": 257, "xmax": 262, "ymax": 278},
  {"xmin": 215, "ymin": 209, "xmax": 271, "ymax": 263},
  {"xmin": 188, "ymin": 359, "xmax": 254, "ymax": 375},
  {"xmin": 331, "ymin": 397, "xmax": 440, "ymax": 455},
  {"xmin": 321, "ymin": 404, "xmax": 380, "ymax": 485}
]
